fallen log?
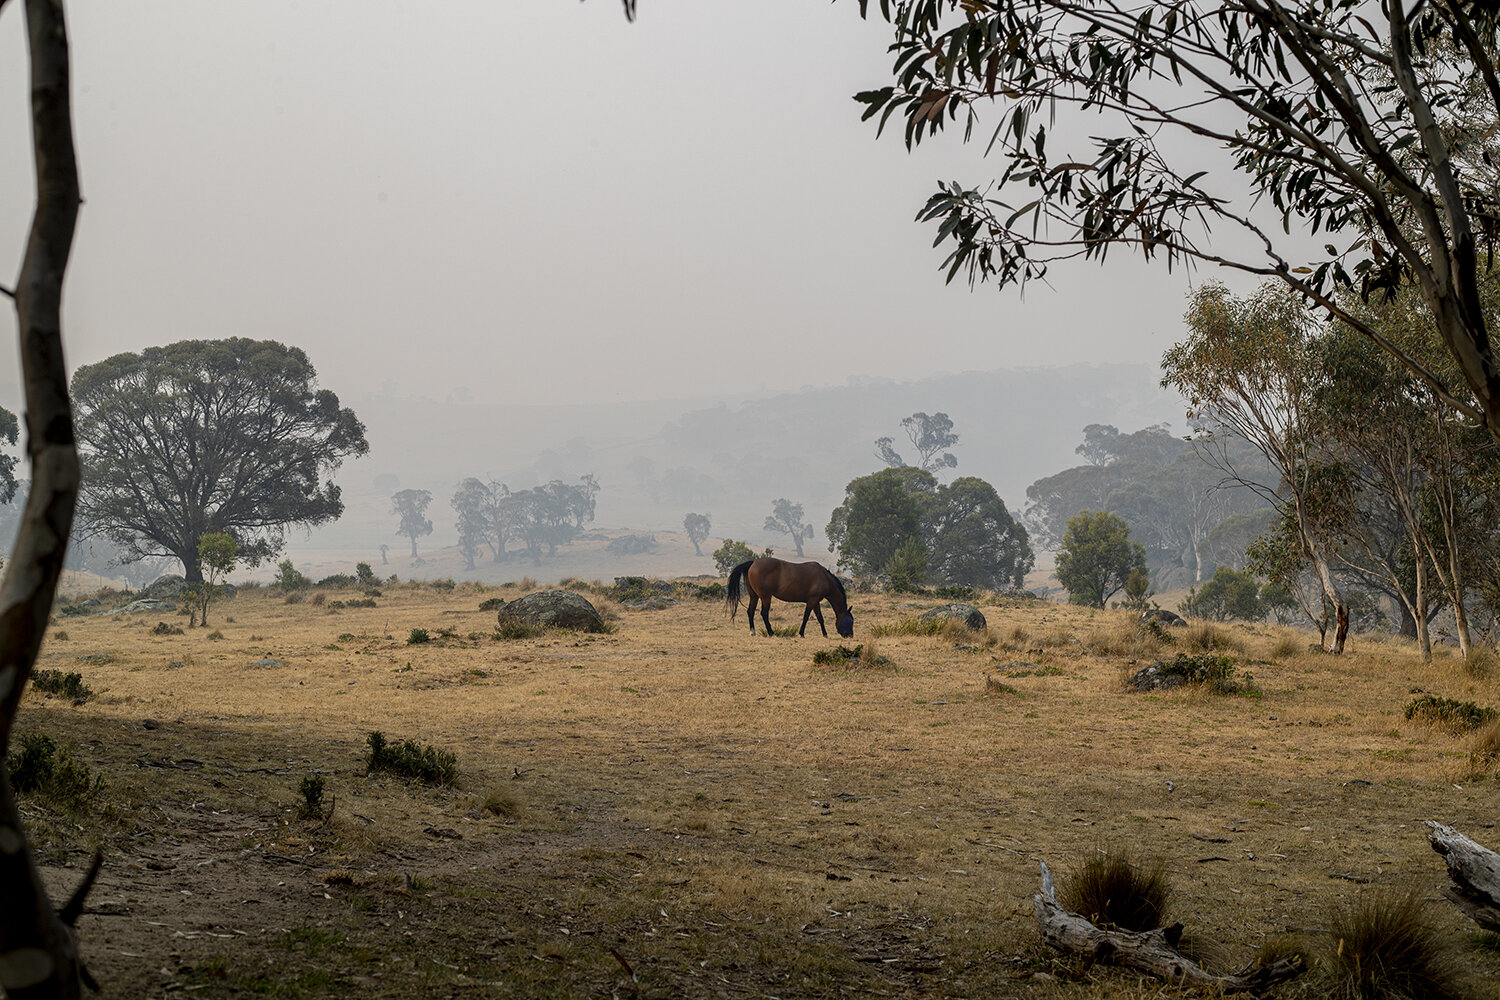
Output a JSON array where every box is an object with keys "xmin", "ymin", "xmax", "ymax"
[
  {"xmin": 1426, "ymin": 821, "xmax": 1500, "ymax": 933},
  {"xmin": 1032, "ymin": 861, "xmax": 1303, "ymax": 993}
]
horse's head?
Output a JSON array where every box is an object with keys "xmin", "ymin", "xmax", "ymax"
[{"xmin": 836, "ymin": 610, "xmax": 854, "ymax": 638}]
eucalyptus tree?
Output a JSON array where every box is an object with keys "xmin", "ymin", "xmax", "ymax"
[
  {"xmin": 1163, "ymin": 282, "xmax": 1353, "ymax": 652},
  {"xmin": 764, "ymin": 499, "xmax": 815, "ymax": 557},
  {"xmin": 683, "ymin": 512, "xmax": 711, "ymax": 556},
  {"xmin": 391, "ymin": 489, "xmax": 434, "ymax": 560},
  {"xmin": 73, "ymin": 339, "xmax": 368, "ymax": 582},
  {"xmin": 853, "ymin": 0, "xmax": 1500, "ymax": 447}
]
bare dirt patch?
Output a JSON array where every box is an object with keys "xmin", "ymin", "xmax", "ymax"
[{"xmin": 15, "ymin": 584, "xmax": 1500, "ymax": 997}]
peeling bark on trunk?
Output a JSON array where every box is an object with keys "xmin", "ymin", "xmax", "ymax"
[
  {"xmin": 1427, "ymin": 822, "xmax": 1500, "ymax": 933},
  {"xmin": 1032, "ymin": 861, "xmax": 1304, "ymax": 992},
  {"xmin": 0, "ymin": 1, "xmax": 90, "ymax": 997}
]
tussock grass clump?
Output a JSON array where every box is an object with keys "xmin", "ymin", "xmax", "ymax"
[
  {"xmin": 284, "ymin": 591, "xmax": 305, "ymax": 605},
  {"xmin": 1463, "ymin": 645, "xmax": 1498, "ymax": 680},
  {"xmin": 479, "ymin": 597, "xmax": 506, "ymax": 611},
  {"xmin": 1403, "ymin": 694, "xmax": 1496, "ymax": 733},
  {"xmin": 1059, "ymin": 848, "xmax": 1170, "ymax": 932},
  {"xmin": 30, "ymin": 669, "xmax": 92, "ymax": 703},
  {"xmin": 872, "ymin": 616, "xmax": 976, "ymax": 643},
  {"xmin": 407, "ymin": 627, "xmax": 431, "ymax": 645},
  {"xmin": 495, "ymin": 620, "xmax": 545, "ymax": 641},
  {"xmin": 365, "ymin": 731, "xmax": 457, "ymax": 786},
  {"xmin": 1326, "ymin": 891, "xmax": 1463, "ymax": 1000},
  {"xmin": 1468, "ymin": 720, "xmax": 1500, "ymax": 775},
  {"xmin": 984, "ymin": 675, "xmax": 1019, "ymax": 696},
  {"xmin": 7, "ymin": 733, "xmax": 102, "ymax": 809},
  {"xmin": 1269, "ymin": 633, "xmax": 1304, "ymax": 661},
  {"xmin": 152, "ymin": 621, "xmax": 184, "ymax": 636},
  {"xmin": 472, "ymin": 787, "xmax": 521, "ymax": 819},
  {"xmin": 1130, "ymin": 653, "xmax": 1257, "ymax": 696},
  {"xmin": 1181, "ymin": 622, "xmax": 1245, "ymax": 654},
  {"xmin": 310, "ymin": 591, "xmax": 327, "ymax": 607},
  {"xmin": 1256, "ymin": 933, "xmax": 1314, "ymax": 972}
]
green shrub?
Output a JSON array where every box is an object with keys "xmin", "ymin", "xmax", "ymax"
[
  {"xmin": 886, "ymin": 537, "xmax": 929, "ymax": 593},
  {"xmin": 713, "ymin": 539, "xmax": 772, "ymax": 576},
  {"xmin": 430, "ymin": 578, "xmax": 456, "ymax": 591},
  {"xmin": 7, "ymin": 733, "xmax": 101, "ymax": 809},
  {"xmin": 315, "ymin": 573, "xmax": 358, "ymax": 589},
  {"xmin": 1179, "ymin": 566, "xmax": 1265, "ymax": 621},
  {"xmin": 297, "ymin": 774, "xmax": 328, "ymax": 820},
  {"xmin": 365, "ymin": 731, "xmax": 457, "ymax": 785},
  {"xmin": 692, "ymin": 581, "xmax": 725, "ymax": 601},
  {"xmin": 1403, "ymin": 695, "xmax": 1497, "ymax": 733},
  {"xmin": 343, "ymin": 597, "xmax": 377, "ymax": 609},
  {"xmin": 479, "ymin": 597, "xmax": 506, "ymax": 611},
  {"xmin": 30, "ymin": 670, "xmax": 92, "ymax": 703},
  {"xmin": 152, "ymin": 621, "xmax": 184, "ymax": 636},
  {"xmin": 355, "ymin": 562, "xmax": 377, "ymax": 586},
  {"xmin": 274, "ymin": 559, "xmax": 310, "ymax": 591},
  {"xmin": 407, "ymin": 627, "xmax": 431, "ymax": 645},
  {"xmin": 1059, "ymin": 848, "xmax": 1170, "ymax": 932}
]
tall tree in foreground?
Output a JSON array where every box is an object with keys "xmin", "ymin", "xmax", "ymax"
[
  {"xmin": 73, "ymin": 339, "xmax": 368, "ymax": 582},
  {"xmin": 854, "ymin": 0, "xmax": 1500, "ymax": 447},
  {"xmin": 392, "ymin": 489, "xmax": 434, "ymax": 560},
  {"xmin": 1, "ymin": 0, "xmax": 94, "ymax": 995},
  {"xmin": 764, "ymin": 499, "xmax": 814, "ymax": 557}
]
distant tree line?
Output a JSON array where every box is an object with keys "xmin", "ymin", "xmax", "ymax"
[{"xmin": 448, "ymin": 475, "xmax": 600, "ymax": 568}]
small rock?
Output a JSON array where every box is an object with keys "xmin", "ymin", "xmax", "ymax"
[{"xmin": 248, "ymin": 658, "xmax": 283, "ymax": 668}]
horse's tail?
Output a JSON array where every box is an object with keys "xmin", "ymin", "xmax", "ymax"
[{"xmin": 725, "ymin": 559, "xmax": 754, "ymax": 617}]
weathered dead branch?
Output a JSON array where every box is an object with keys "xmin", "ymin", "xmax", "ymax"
[
  {"xmin": 1032, "ymin": 860, "xmax": 1304, "ymax": 993},
  {"xmin": 1427, "ymin": 821, "xmax": 1500, "ymax": 932}
]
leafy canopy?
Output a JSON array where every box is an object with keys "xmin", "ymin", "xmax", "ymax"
[
  {"xmin": 73, "ymin": 339, "xmax": 367, "ymax": 580},
  {"xmin": 1054, "ymin": 509, "xmax": 1147, "ymax": 608},
  {"xmin": 854, "ymin": 0, "xmax": 1500, "ymax": 442}
]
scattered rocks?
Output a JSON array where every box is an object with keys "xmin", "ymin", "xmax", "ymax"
[
  {"xmin": 994, "ymin": 660, "xmax": 1041, "ymax": 673},
  {"xmin": 497, "ymin": 589, "xmax": 607, "ymax": 633},
  {"xmin": 919, "ymin": 603, "xmax": 987, "ymax": 630},
  {"xmin": 248, "ymin": 658, "xmax": 284, "ymax": 668}
]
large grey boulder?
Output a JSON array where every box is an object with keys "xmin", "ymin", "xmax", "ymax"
[
  {"xmin": 497, "ymin": 589, "xmax": 607, "ymax": 633},
  {"xmin": 1139, "ymin": 608, "xmax": 1188, "ymax": 627},
  {"xmin": 143, "ymin": 575, "xmax": 188, "ymax": 599},
  {"xmin": 919, "ymin": 603, "xmax": 987, "ymax": 631}
]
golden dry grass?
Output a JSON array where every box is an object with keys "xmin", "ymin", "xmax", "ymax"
[{"xmin": 14, "ymin": 586, "xmax": 1500, "ymax": 998}]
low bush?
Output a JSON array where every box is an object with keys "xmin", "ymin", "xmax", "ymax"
[
  {"xmin": 1403, "ymin": 695, "xmax": 1497, "ymax": 733},
  {"xmin": 479, "ymin": 597, "xmax": 506, "ymax": 611},
  {"xmin": 297, "ymin": 774, "xmax": 328, "ymax": 820},
  {"xmin": 407, "ymin": 628, "xmax": 431, "ymax": 645},
  {"xmin": 430, "ymin": 578, "xmax": 456, "ymax": 591},
  {"xmin": 365, "ymin": 731, "xmax": 457, "ymax": 785},
  {"xmin": 315, "ymin": 574, "xmax": 358, "ymax": 589},
  {"xmin": 7, "ymin": 733, "xmax": 101, "ymax": 809},
  {"xmin": 152, "ymin": 621, "xmax": 184, "ymax": 636},
  {"xmin": 30, "ymin": 669, "xmax": 92, "ymax": 703}
]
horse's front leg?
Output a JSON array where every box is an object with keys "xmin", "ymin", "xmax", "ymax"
[
  {"xmin": 746, "ymin": 594, "xmax": 759, "ymax": 634},
  {"xmin": 800, "ymin": 604, "xmax": 815, "ymax": 637},
  {"xmin": 811, "ymin": 603, "xmax": 828, "ymax": 637}
]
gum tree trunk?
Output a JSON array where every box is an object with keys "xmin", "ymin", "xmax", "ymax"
[{"xmin": 0, "ymin": 1, "xmax": 89, "ymax": 997}]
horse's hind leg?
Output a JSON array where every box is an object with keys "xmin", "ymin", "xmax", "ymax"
[
  {"xmin": 811, "ymin": 604, "xmax": 828, "ymax": 637},
  {"xmin": 800, "ymin": 604, "xmax": 814, "ymax": 637},
  {"xmin": 746, "ymin": 594, "xmax": 758, "ymax": 634},
  {"xmin": 760, "ymin": 598, "xmax": 773, "ymax": 636}
]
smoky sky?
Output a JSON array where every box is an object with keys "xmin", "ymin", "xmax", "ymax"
[{"xmin": 2, "ymin": 0, "xmax": 1213, "ymax": 408}]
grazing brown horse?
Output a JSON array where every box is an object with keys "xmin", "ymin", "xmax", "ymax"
[{"xmin": 726, "ymin": 557, "xmax": 854, "ymax": 638}]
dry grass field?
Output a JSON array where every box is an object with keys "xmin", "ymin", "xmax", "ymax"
[{"xmin": 12, "ymin": 579, "xmax": 1500, "ymax": 999}]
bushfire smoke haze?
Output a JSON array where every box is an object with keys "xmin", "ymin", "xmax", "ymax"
[{"xmin": 1, "ymin": 0, "xmax": 1198, "ymax": 407}]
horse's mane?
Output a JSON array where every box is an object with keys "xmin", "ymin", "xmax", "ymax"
[{"xmin": 823, "ymin": 565, "xmax": 848, "ymax": 606}]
